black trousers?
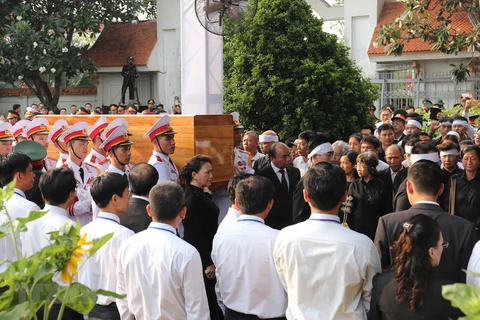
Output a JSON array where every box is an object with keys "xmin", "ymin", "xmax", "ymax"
[
  {"xmin": 204, "ymin": 275, "xmax": 224, "ymax": 320},
  {"xmin": 225, "ymin": 307, "xmax": 287, "ymax": 320},
  {"xmin": 37, "ymin": 303, "xmax": 83, "ymax": 320},
  {"xmin": 89, "ymin": 302, "xmax": 121, "ymax": 320}
]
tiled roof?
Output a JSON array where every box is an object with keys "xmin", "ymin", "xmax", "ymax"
[
  {"xmin": 368, "ymin": 2, "xmax": 473, "ymax": 56},
  {"xmin": 88, "ymin": 21, "xmax": 157, "ymax": 67}
]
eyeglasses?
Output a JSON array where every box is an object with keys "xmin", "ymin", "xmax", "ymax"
[{"xmin": 440, "ymin": 241, "xmax": 449, "ymax": 249}]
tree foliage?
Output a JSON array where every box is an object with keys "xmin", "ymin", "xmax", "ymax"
[
  {"xmin": 375, "ymin": 0, "xmax": 480, "ymax": 57},
  {"xmin": 223, "ymin": 0, "xmax": 378, "ymax": 140},
  {"xmin": 0, "ymin": 0, "xmax": 156, "ymax": 110}
]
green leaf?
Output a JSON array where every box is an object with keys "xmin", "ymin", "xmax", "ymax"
[
  {"xmin": 56, "ymin": 282, "xmax": 97, "ymax": 314},
  {"xmin": 16, "ymin": 210, "xmax": 47, "ymax": 228},
  {"xmin": 0, "ymin": 301, "xmax": 30, "ymax": 320},
  {"xmin": 442, "ymin": 283, "xmax": 480, "ymax": 317},
  {"xmin": 94, "ymin": 289, "xmax": 126, "ymax": 299},
  {"xmin": 87, "ymin": 233, "xmax": 113, "ymax": 258}
]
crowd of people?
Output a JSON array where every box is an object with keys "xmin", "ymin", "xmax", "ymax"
[{"xmin": 1, "ymin": 96, "xmax": 480, "ymax": 319}]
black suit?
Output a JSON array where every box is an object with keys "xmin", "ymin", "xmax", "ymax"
[
  {"xmin": 256, "ymin": 164, "xmax": 300, "ymax": 229},
  {"xmin": 377, "ymin": 166, "xmax": 408, "ymax": 198},
  {"xmin": 253, "ymin": 156, "xmax": 270, "ymax": 173},
  {"xmin": 119, "ymin": 197, "xmax": 151, "ymax": 234},
  {"xmin": 292, "ymin": 178, "xmax": 309, "ymax": 224},
  {"xmin": 370, "ymin": 271, "xmax": 463, "ymax": 320},
  {"xmin": 375, "ymin": 203, "xmax": 476, "ymax": 283}
]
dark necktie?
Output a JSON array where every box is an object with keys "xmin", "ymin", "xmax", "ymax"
[
  {"xmin": 279, "ymin": 169, "xmax": 288, "ymax": 193},
  {"xmin": 79, "ymin": 167, "xmax": 84, "ymax": 183}
]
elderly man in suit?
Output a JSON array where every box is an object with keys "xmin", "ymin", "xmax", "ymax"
[
  {"xmin": 377, "ymin": 144, "xmax": 408, "ymax": 197},
  {"xmin": 375, "ymin": 160, "xmax": 476, "ymax": 283},
  {"xmin": 120, "ymin": 163, "xmax": 159, "ymax": 233},
  {"xmin": 256, "ymin": 142, "xmax": 300, "ymax": 229}
]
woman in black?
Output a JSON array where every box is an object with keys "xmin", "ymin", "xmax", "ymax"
[
  {"xmin": 180, "ymin": 155, "xmax": 223, "ymax": 320},
  {"xmin": 443, "ymin": 145, "xmax": 480, "ymax": 239},
  {"xmin": 347, "ymin": 151, "xmax": 392, "ymax": 240},
  {"xmin": 370, "ymin": 214, "xmax": 463, "ymax": 319},
  {"xmin": 339, "ymin": 150, "xmax": 359, "ymax": 190}
]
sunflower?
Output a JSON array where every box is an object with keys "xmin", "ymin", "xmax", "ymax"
[{"xmin": 60, "ymin": 233, "xmax": 93, "ymax": 283}]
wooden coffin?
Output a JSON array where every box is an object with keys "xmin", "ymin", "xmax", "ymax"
[{"xmin": 40, "ymin": 115, "xmax": 234, "ymax": 189}]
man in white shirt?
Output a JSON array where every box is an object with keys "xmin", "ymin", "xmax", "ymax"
[
  {"xmin": 79, "ymin": 173, "xmax": 134, "ymax": 320},
  {"xmin": 21, "ymin": 168, "xmax": 77, "ymax": 257},
  {"xmin": 117, "ymin": 182, "xmax": 210, "ymax": 319},
  {"xmin": 292, "ymin": 131, "xmax": 315, "ymax": 177},
  {"xmin": 217, "ymin": 172, "xmax": 253, "ymax": 232},
  {"xmin": 0, "ymin": 152, "xmax": 39, "ymax": 273},
  {"xmin": 21, "ymin": 167, "xmax": 84, "ymax": 320},
  {"xmin": 242, "ymin": 130, "xmax": 265, "ymax": 169},
  {"xmin": 212, "ymin": 176, "xmax": 287, "ymax": 320},
  {"xmin": 274, "ymin": 162, "xmax": 381, "ymax": 320}
]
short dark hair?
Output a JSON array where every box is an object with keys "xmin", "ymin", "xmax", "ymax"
[
  {"xmin": 303, "ymin": 162, "xmax": 346, "ymax": 211},
  {"xmin": 401, "ymin": 133, "xmax": 420, "ymax": 149},
  {"xmin": 235, "ymin": 176, "xmax": 274, "ymax": 215},
  {"xmin": 360, "ymin": 125, "xmax": 375, "ymax": 135},
  {"xmin": 90, "ymin": 173, "xmax": 129, "ymax": 208},
  {"xmin": 307, "ymin": 133, "xmax": 331, "ymax": 154},
  {"xmin": 462, "ymin": 145, "xmax": 480, "ymax": 159},
  {"xmin": 419, "ymin": 132, "xmax": 430, "ymax": 138},
  {"xmin": 357, "ymin": 152, "xmax": 379, "ymax": 176},
  {"xmin": 179, "ymin": 155, "xmax": 211, "ymax": 184},
  {"xmin": 407, "ymin": 160, "xmax": 443, "ymax": 196},
  {"xmin": 361, "ymin": 135, "xmax": 381, "ymax": 149},
  {"xmin": 349, "ymin": 133, "xmax": 362, "ymax": 144},
  {"xmin": 298, "ymin": 131, "xmax": 316, "ymax": 143},
  {"xmin": 411, "ymin": 142, "xmax": 437, "ymax": 155},
  {"xmin": 268, "ymin": 142, "xmax": 288, "ymax": 159},
  {"xmin": 129, "ymin": 163, "xmax": 159, "ymax": 196},
  {"xmin": 0, "ymin": 152, "xmax": 32, "ymax": 187},
  {"xmin": 437, "ymin": 142, "xmax": 460, "ymax": 152},
  {"xmin": 59, "ymin": 108, "xmax": 67, "ymax": 112},
  {"xmin": 378, "ymin": 123, "xmax": 394, "ymax": 134},
  {"xmin": 452, "ymin": 115, "xmax": 468, "ymax": 122},
  {"xmin": 459, "ymin": 140, "xmax": 474, "ymax": 148},
  {"xmin": 227, "ymin": 172, "xmax": 253, "ymax": 204},
  {"xmin": 39, "ymin": 168, "xmax": 77, "ymax": 206},
  {"xmin": 149, "ymin": 182, "xmax": 185, "ymax": 221}
]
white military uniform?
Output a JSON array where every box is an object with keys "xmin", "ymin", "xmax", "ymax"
[
  {"xmin": 234, "ymin": 147, "xmax": 254, "ymax": 174},
  {"xmin": 43, "ymin": 157, "xmax": 57, "ymax": 171},
  {"xmin": 148, "ymin": 151, "xmax": 179, "ymax": 183},
  {"xmin": 85, "ymin": 149, "xmax": 110, "ymax": 173},
  {"xmin": 62, "ymin": 159, "xmax": 98, "ymax": 226},
  {"xmin": 56, "ymin": 153, "xmax": 69, "ymax": 168}
]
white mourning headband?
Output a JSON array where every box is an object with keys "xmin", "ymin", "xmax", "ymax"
[
  {"xmin": 410, "ymin": 153, "xmax": 440, "ymax": 165},
  {"xmin": 452, "ymin": 119, "xmax": 468, "ymax": 128},
  {"xmin": 440, "ymin": 149, "xmax": 459, "ymax": 157},
  {"xmin": 259, "ymin": 135, "xmax": 279, "ymax": 143},
  {"xmin": 407, "ymin": 119, "xmax": 422, "ymax": 129},
  {"xmin": 307, "ymin": 143, "xmax": 333, "ymax": 160}
]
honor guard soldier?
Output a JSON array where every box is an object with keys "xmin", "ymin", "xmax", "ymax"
[
  {"xmin": 232, "ymin": 112, "xmax": 254, "ymax": 174},
  {"xmin": 23, "ymin": 118, "xmax": 56, "ymax": 171},
  {"xmin": 85, "ymin": 116, "xmax": 110, "ymax": 173},
  {"xmin": 0, "ymin": 122, "xmax": 15, "ymax": 155},
  {"xmin": 58, "ymin": 122, "xmax": 98, "ymax": 226},
  {"xmin": 6, "ymin": 110, "xmax": 20, "ymax": 126},
  {"xmin": 12, "ymin": 120, "xmax": 29, "ymax": 145},
  {"xmin": 99, "ymin": 125, "xmax": 133, "ymax": 175},
  {"xmin": 101, "ymin": 118, "xmax": 134, "ymax": 172},
  {"xmin": 144, "ymin": 115, "xmax": 179, "ymax": 183},
  {"xmin": 46, "ymin": 119, "xmax": 69, "ymax": 168},
  {"xmin": 145, "ymin": 99, "xmax": 155, "ymax": 114},
  {"xmin": 14, "ymin": 140, "xmax": 47, "ymax": 172}
]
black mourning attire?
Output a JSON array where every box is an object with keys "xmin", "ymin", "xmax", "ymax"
[
  {"xmin": 183, "ymin": 184, "xmax": 224, "ymax": 320},
  {"xmin": 121, "ymin": 62, "xmax": 137, "ymax": 104}
]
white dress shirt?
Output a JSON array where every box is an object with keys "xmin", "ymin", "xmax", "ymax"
[
  {"xmin": 212, "ymin": 215, "xmax": 287, "ymax": 318},
  {"xmin": 21, "ymin": 204, "xmax": 75, "ymax": 257},
  {"xmin": 293, "ymin": 156, "xmax": 309, "ymax": 177},
  {"xmin": 0, "ymin": 188, "xmax": 40, "ymax": 272},
  {"xmin": 116, "ymin": 222, "xmax": 209, "ymax": 320},
  {"xmin": 274, "ymin": 213, "xmax": 381, "ymax": 320},
  {"xmin": 467, "ymin": 241, "xmax": 480, "ymax": 287},
  {"xmin": 148, "ymin": 151, "xmax": 179, "ymax": 183},
  {"xmin": 217, "ymin": 207, "xmax": 241, "ymax": 232},
  {"xmin": 250, "ymin": 152, "xmax": 266, "ymax": 168},
  {"xmin": 271, "ymin": 162, "xmax": 290, "ymax": 190},
  {"xmin": 106, "ymin": 164, "xmax": 126, "ymax": 175},
  {"xmin": 78, "ymin": 212, "xmax": 134, "ymax": 305}
]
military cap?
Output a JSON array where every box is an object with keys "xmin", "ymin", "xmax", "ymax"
[
  {"xmin": 99, "ymin": 125, "xmax": 133, "ymax": 152},
  {"xmin": 58, "ymin": 122, "xmax": 90, "ymax": 144},
  {"xmin": 13, "ymin": 140, "xmax": 47, "ymax": 167},
  {"xmin": 12, "ymin": 120, "xmax": 29, "ymax": 139},
  {"xmin": 147, "ymin": 99, "xmax": 155, "ymax": 105},
  {"xmin": 7, "ymin": 110, "xmax": 20, "ymax": 120},
  {"xmin": 24, "ymin": 118, "xmax": 49, "ymax": 139},
  {"xmin": 46, "ymin": 119, "xmax": 68, "ymax": 143},
  {"xmin": 143, "ymin": 115, "xmax": 176, "ymax": 141},
  {"xmin": 422, "ymin": 100, "xmax": 433, "ymax": 108},
  {"xmin": 88, "ymin": 116, "xmax": 108, "ymax": 140},
  {"xmin": 0, "ymin": 123, "xmax": 15, "ymax": 141},
  {"xmin": 102, "ymin": 118, "xmax": 131, "ymax": 140}
]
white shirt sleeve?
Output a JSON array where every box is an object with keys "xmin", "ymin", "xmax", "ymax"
[
  {"xmin": 362, "ymin": 243, "xmax": 382, "ymax": 312},
  {"xmin": 116, "ymin": 248, "xmax": 134, "ymax": 320},
  {"xmin": 183, "ymin": 251, "xmax": 210, "ymax": 320},
  {"xmin": 467, "ymin": 242, "xmax": 480, "ymax": 287},
  {"xmin": 154, "ymin": 162, "xmax": 173, "ymax": 183}
]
